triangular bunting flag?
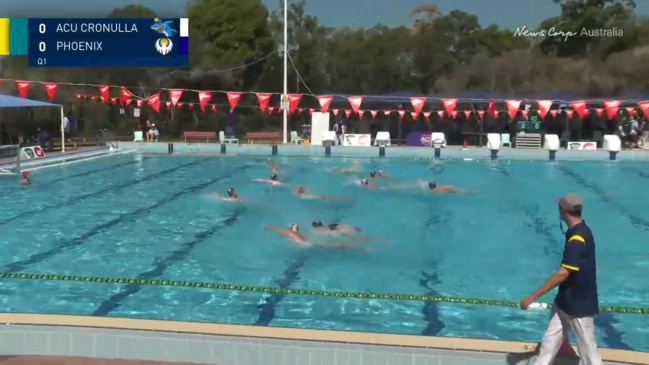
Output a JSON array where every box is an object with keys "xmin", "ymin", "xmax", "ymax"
[
  {"xmin": 99, "ymin": 86, "xmax": 110, "ymax": 103},
  {"xmin": 15, "ymin": 80, "xmax": 30, "ymax": 98},
  {"xmin": 146, "ymin": 93, "xmax": 161, "ymax": 113},
  {"xmin": 477, "ymin": 110, "xmax": 485, "ymax": 119},
  {"xmin": 437, "ymin": 111, "xmax": 444, "ymax": 118},
  {"xmin": 344, "ymin": 110, "xmax": 352, "ymax": 118},
  {"xmin": 451, "ymin": 111, "xmax": 458, "ymax": 119},
  {"xmin": 256, "ymin": 93, "xmax": 271, "ymax": 112},
  {"xmin": 637, "ymin": 101, "xmax": 649, "ymax": 117},
  {"xmin": 212, "ymin": 105, "xmax": 217, "ymax": 112},
  {"xmin": 410, "ymin": 111, "xmax": 418, "ymax": 120},
  {"xmin": 423, "ymin": 111, "xmax": 431, "ymax": 120},
  {"xmin": 370, "ymin": 110, "xmax": 378, "ymax": 119},
  {"xmin": 120, "ymin": 87, "xmax": 134, "ymax": 106},
  {"xmin": 464, "ymin": 110, "xmax": 471, "ymax": 118},
  {"xmin": 442, "ymin": 99, "xmax": 457, "ymax": 115},
  {"xmin": 398, "ymin": 110, "xmax": 405, "ymax": 119},
  {"xmin": 566, "ymin": 110, "xmax": 574, "ymax": 119},
  {"xmin": 169, "ymin": 89, "xmax": 183, "ymax": 106},
  {"xmin": 43, "ymin": 82, "xmax": 58, "ymax": 101},
  {"xmin": 288, "ymin": 94, "xmax": 302, "ymax": 114},
  {"xmin": 537, "ymin": 100, "xmax": 553, "ymax": 119},
  {"xmin": 550, "ymin": 110, "xmax": 558, "ymax": 118},
  {"xmin": 227, "ymin": 92, "xmax": 242, "ymax": 111},
  {"xmin": 570, "ymin": 100, "xmax": 587, "ymax": 120},
  {"xmin": 332, "ymin": 109, "xmax": 339, "ymax": 117},
  {"xmin": 505, "ymin": 100, "xmax": 521, "ymax": 120},
  {"xmin": 410, "ymin": 97, "xmax": 426, "ymax": 116},
  {"xmin": 198, "ymin": 91, "xmax": 212, "ymax": 112},
  {"xmin": 317, "ymin": 95, "xmax": 333, "ymax": 112},
  {"xmin": 347, "ymin": 96, "xmax": 363, "ymax": 113},
  {"xmin": 604, "ymin": 100, "xmax": 621, "ymax": 119}
]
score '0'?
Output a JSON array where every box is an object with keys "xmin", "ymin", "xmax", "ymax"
[
  {"xmin": 39, "ymin": 42, "xmax": 46, "ymax": 52},
  {"xmin": 39, "ymin": 23, "xmax": 46, "ymax": 33}
]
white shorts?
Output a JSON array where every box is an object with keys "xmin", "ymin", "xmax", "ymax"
[{"xmin": 535, "ymin": 305, "xmax": 602, "ymax": 365}]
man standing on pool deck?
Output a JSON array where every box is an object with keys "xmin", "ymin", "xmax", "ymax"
[{"xmin": 519, "ymin": 193, "xmax": 601, "ymax": 365}]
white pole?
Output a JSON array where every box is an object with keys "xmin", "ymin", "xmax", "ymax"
[
  {"xmin": 60, "ymin": 106, "xmax": 65, "ymax": 153},
  {"xmin": 282, "ymin": 0, "xmax": 288, "ymax": 144}
]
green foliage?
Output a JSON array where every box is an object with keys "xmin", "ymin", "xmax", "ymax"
[{"xmin": 1, "ymin": 0, "xmax": 649, "ymax": 137}]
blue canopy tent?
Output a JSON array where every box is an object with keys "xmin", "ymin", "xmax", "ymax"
[{"xmin": 0, "ymin": 94, "xmax": 67, "ymax": 151}]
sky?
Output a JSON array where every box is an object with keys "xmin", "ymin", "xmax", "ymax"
[{"xmin": 3, "ymin": 0, "xmax": 649, "ymax": 30}]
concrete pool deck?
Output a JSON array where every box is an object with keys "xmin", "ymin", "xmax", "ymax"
[{"xmin": 0, "ymin": 314, "xmax": 647, "ymax": 364}]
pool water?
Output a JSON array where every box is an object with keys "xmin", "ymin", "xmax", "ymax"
[{"xmin": 0, "ymin": 154, "xmax": 648, "ymax": 351}]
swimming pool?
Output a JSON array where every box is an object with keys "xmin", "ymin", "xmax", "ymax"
[{"xmin": 0, "ymin": 153, "xmax": 648, "ymax": 351}]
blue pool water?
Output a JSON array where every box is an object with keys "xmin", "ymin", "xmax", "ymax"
[{"xmin": 0, "ymin": 153, "xmax": 648, "ymax": 351}]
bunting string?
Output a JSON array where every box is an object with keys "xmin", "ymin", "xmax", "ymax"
[{"xmin": 1, "ymin": 78, "xmax": 648, "ymax": 121}]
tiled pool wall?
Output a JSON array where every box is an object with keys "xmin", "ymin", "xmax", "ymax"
[
  {"xmin": 116, "ymin": 142, "xmax": 649, "ymax": 162},
  {"xmin": 0, "ymin": 314, "xmax": 646, "ymax": 364}
]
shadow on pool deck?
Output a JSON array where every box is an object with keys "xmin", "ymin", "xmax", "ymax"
[{"xmin": 0, "ymin": 356, "xmax": 196, "ymax": 365}]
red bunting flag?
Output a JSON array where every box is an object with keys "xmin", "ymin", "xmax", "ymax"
[
  {"xmin": 146, "ymin": 93, "xmax": 161, "ymax": 113},
  {"xmin": 398, "ymin": 110, "xmax": 405, "ymax": 119},
  {"xmin": 110, "ymin": 97, "xmax": 118, "ymax": 105},
  {"xmin": 537, "ymin": 100, "xmax": 553, "ymax": 119},
  {"xmin": 188, "ymin": 103, "xmax": 194, "ymax": 110},
  {"xmin": 494, "ymin": 111, "xmax": 500, "ymax": 118},
  {"xmin": 43, "ymin": 82, "xmax": 58, "ymax": 101},
  {"xmin": 423, "ymin": 111, "xmax": 431, "ymax": 120},
  {"xmin": 332, "ymin": 109, "xmax": 339, "ymax": 117},
  {"xmin": 268, "ymin": 107, "xmax": 275, "ymax": 114},
  {"xmin": 317, "ymin": 95, "xmax": 333, "ymax": 112},
  {"xmin": 212, "ymin": 105, "xmax": 217, "ymax": 112},
  {"xmin": 370, "ymin": 110, "xmax": 378, "ymax": 118},
  {"xmin": 506, "ymin": 100, "xmax": 521, "ymax": 120},
  {"xmin": 256, "ymin": 93, "xmax": 271, "ymax": 112},
  {"xmin": 451, "ymin": 111, "xmax": 458, "ymax": 119},
  {"xmin": 120, "ymin": 87, "xmax": 134, "ymax": 106},
  {"xmin": 15, "ymin": 80, "xmax": 30, "ymax": 98},
  {"xmin": 604, "ymin": 100, "xmax": 621, "ymax": 119},
  {"xmin": 288, "ymin": 94, "xmax": 302, "ymax": 114},
  {"xmin": 487, "ymin": 101, "xmax": 495, "ymax": 117},
  {"xmin": 136, "ymin": 100, "xmax": 143, "ymax": 107},
  {"xmin": 347, "ymin": 96, "xmax": 363, "ymax": 113},
  {"xmin": 165, "ymin": 102, "xmax": 171, "ymax": 109},
  {"xmin": 383, "ymin": 110, "xmax": 391, "ymax": 116},
  {"xmin": 198, "ymin": 91, "xmax": 212, "ymax": 112},
  {"xmin": 477, "ymin": 110, "xmax": 485, "ymax": 119},
  {"xmin": 464, "ymin": 110, "xmax": 471, "ymax": 118},
  {"xmin": 550, "ymin": 110, "xmax": 558, "ymax": 118},
  {"xmin": 344, "ymin": 110, "xmax": 352, "ymax": 118},
  {"xmin": 177, "ymin": 103, "xmax": 183, "ymax": 110},
  {"xmin": 99, "ymin": 86, "xmax": 110, "ymax": 103},
  {"xmin": 521, "ymin": 110, "xmax": 528, "ymax": 118},
  {"xmin": 442, "ymin": 99, "xmax": 457, "ymax": 115},
  {"xmin": 626, "ymin": 107, "xmax": 635, "ymax": 115},
  {"xmin": 638, "ymin": 101, "xmax": 649, "ymax": 116},
  {"xmin": 226, "ymin": 92, "xmax": 242, "ymax": 111},
  {"xmin": 410, "ymin": 111, "xmax": 418, "ymax": 120},
  {"xmin": 309, "ymin": 108, "xmax": 315, "ymax": 115},
  {"xmin": 169, "ymin": 89, "xmax": 183, "ymax": 106},
  {"xmin": 437, "ymin": 111, "xmax": 444, "ymax": 118},
  {"xmin": 358, "ymin": 110, "xmax": 364, "ymax": 117},
  {"xmin": 298, "ymin": 108, "xmax": 305, "ymax": 114},
  {"xmin": 570, "ymin": 100, "xmax": 587, "ymax": 120},
  {"xmin": 410, "ymin": 97, "xmax": 426, "ymax": 116}
]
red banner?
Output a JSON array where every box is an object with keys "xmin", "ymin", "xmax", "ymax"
[
  {"xmin": 43, "ymin": 82, "xmax": 58, "ymax": 101},
  {"xmin": 347, "ymin": 96, "xmax": 363, "ymax": 113},
  {"xmin": 146, "ymin": 93, "xmax": 161, "ymax": 113},
  {"xmin": 168, "ymin": 89, "xmax": 183, "ymax": 106},
  {"xmin": 256, "ymin": 93, "xmax": 271, "ymax": 112},
  {"xmin": 570, "ymin": 100, "xmax": 587, "ymax": 119},
  {"xmin": 99, "ymin": 85, "xmax": 110, "ymax": 103},
  {"xmin": 410, "ymin": 97, "xmax": 426, "ymax": 116},
  {"xmin": 537, "ymin": 100, "xmax": 552, "ymax": 119},
  {"xmin": 198, "ymin": 91, "xmax": 212, "ymax": 112},
  {"xmin": 317, "ymin": 95, "xmax": 333, "ymax": 112},
  {"xmin": 505, "ymin": 100, "xmax": 521, "ymax": 119},
  {"xmin": 224, "ymin": 92, "xmax": 240, "ymax": 111},
  {"xmin": 638, "ymin": 101, "xmax": 649, "ymax": 117},
  {"xmin": 604, "ymin": 100, "xmax": 621, "ymax": 119},
  {"xmin": 288, "ymin": 94, "xmax": 302, "ymax": 114},
  {"xmin": 15, "ymin": 80, "xmax": 30, "ymax": 98},
  {"xmin": 442, "ymin": 99, "xmax": 457, "ymax": 115},
  {"xmin": 120, "ymin": 87, "xmax": 134, "ymax": 106}
]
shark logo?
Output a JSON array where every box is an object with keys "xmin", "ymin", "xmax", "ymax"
[{"xmin": 151, "ymin": 18, "xmax": 177, "ymax": 37}]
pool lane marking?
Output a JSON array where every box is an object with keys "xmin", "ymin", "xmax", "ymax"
[
  {"xmin": 2, "ymin": 165, "xmax": 250, "ymax": 273},
  {"xmin": 0, "ymin": 158, "xmax": 209, "ymax": 227},
  {"xmin": 91, "ymin": 206, "xmax": 245, "ymax": 317},
  {"xmin": 22, "ymin": 150, "xmax": 133, "ymax": 172},
  {"xmin": 495, "ymin": 164, "xmax": 634, "ymax": 351},
  {"xmin": 557, "ymin": 165, "xmax": 649, "ymax": 231},
  {"xmin": 254, "ymin": 253, "xmax": 308, "ymax": 326}
]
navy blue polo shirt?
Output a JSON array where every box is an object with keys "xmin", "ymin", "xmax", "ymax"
[{"xmin": 555, "ymin": 221, "xmax": 599, "ymax": 317}]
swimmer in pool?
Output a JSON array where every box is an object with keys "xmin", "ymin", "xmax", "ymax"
[
  {"xmin": 360, "ymin": 178, "xmax": 380, "ymax": 190},
  {"xmin": 331, "ymin": 161, "xmax": 359, "ymax": 174},
  {"xmin": 20, "ymin": 171, "xmax": 31, "ymax": 186},
  {"xmin": 292, "ymin": 185, "xmax": 347, "ymax": 200},
  {"xmin": 253, "ymin": 173, "xmax": 283, "ymax": 185},
  {"xmin": 267, "ymin": 158, "xmax": 279, "ymax": 174},
  {"xmin": 369, "ymin": 170, "xmax": 390, "ymax": 178},
  {"xmin": 263, "ymin": 223, "xmax": 310, "ymax": 246},
  {"xmin": 311, "ymin": 220, "xmax": 361, "ymax": 233},
  {"xmin": 428, "ymin": 182, "xmax": 464, "ymax": 194},
  {"xmin": 209, "ymin": 187, "xmax": 242, "ymax": 202}
]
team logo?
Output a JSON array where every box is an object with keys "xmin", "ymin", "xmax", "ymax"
[
  {"xmin": 420, "ymin": 134, "xmax": 432, "ymax": 146},
  {"xmin": 344, "ymin": 135, "xmax": 355, "ymax": 145},
  {"xmin": 155, "ymin": 38, "xmax": 173, "ymax": 55},
  {"xmin": 151, "ymin": 18, "xmax": 177, "ymax": 37}
]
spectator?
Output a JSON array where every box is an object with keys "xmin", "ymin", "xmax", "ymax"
[
  {"xmin": 62, "ymin": 114, "xmax": 77, "ymax": 149},
  {"xmin": 626, "ymin": 113, "xmax": 641, "ymax": 149},
  {"xmin": 333, "ymin": 118, "xmax": 346, "ymax": 146},
  {"xmin": 147, "ymin": 123, "xmax": 159, "ymax": 142},
  {"xmin": 37, "ymin": 128, "xmax": 51, "ymax": 151},
  {"xmin": 0, "ymin": 123, "xmax": 8, "ymax": 145}
]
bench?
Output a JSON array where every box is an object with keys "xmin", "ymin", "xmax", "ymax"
[
  {"xmin": 246, "ymin": 131, "xmax": 281, "ymax": 144},
  {"xmin": 184, "ymin": 131, "xmax": 217, "ymax": 143}
]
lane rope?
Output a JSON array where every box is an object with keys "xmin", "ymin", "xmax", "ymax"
[{"xmin": 1, "ymin": 272, "xmax": 647, "ymax": 315}]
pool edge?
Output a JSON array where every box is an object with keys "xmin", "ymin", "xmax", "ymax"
[{"xmin": 0, "ymin": 313, "xmax": 646, "ymax": 364}]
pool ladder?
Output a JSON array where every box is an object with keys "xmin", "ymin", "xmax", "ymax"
[{"xmin": 98, "ymin": 129, "xmax": 118, "ymax": 149}]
